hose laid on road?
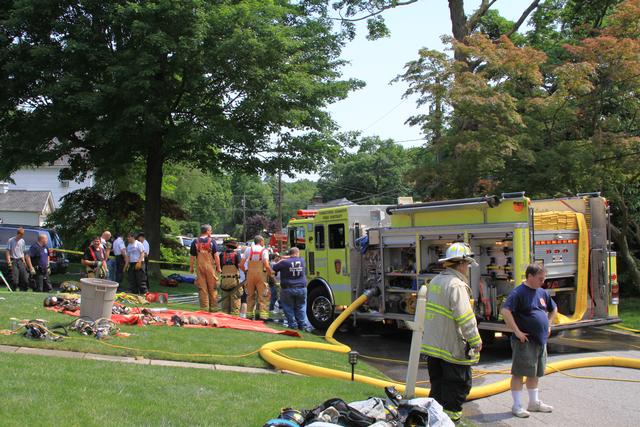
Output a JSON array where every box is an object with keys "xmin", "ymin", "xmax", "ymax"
[
  {"xmin": 613, "ymin": 324, "xmax": 640, "ymax": 333},
  {"xmin": 259, "ymin": 291, "xmax": 640, "ymax": 400}
]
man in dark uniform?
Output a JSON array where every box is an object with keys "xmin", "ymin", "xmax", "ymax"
[{"xmin": 25, "ymin": 234, "xmax": 52, "ymax": 292}]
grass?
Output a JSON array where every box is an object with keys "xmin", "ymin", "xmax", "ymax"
[
  {"xmin": 619, "ymin": 296, "xmax": 640, "ymax": 329},
  {"xmin": 0, "ymin": 352, "xmax": 381, "ymax": 427},
  {"xmin": 0, "ymin": 291, "xmax": 384, "ymax": 380}
]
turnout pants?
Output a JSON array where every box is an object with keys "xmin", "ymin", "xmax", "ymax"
[
  {"xmin": 11, "ymin": 259, "xmax": 29, "ymax": 291},
  {"xmin": 427, "ymin": 356, "xmax": 472, "ymax": 421},
  {"xmin": 33, "ymin": 266, "xmax": 52, "ymax": 293},
  {"xmin": 219, "ymin": 265, "xmax": 241, "ymax": 315},
  {"xmin": 196, "ymin": 252, "xmax": 218, "ymax": 312},
  {"xmin": 220, "ymin": 286, "xmax": 243, "ymax": 315},
  {"xmin": 128, "ymin": 262, "xmax": 148, "ymax": 295},
  {"xmin": 246, "ymin": 260, "xmax": 269, "ymax": 320}
]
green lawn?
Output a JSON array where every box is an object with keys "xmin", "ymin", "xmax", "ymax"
[
  {"xmin": 0, "ymin": 352, "xmax": 381, "ymax": 427},
  {"xmin": 0, "ymin": 291, "xmax": 383, "ymax": 379},
  {"xmin": 619, "ymin": 296, "xmax": 640, "ymax": 329}
]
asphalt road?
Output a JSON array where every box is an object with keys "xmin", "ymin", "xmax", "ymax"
[{"xmin": 334, "ymin": 325, "xmax": 640, "ymax": 426}]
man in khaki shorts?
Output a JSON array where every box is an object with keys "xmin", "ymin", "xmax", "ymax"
[{"xmin": 501, "ymin": 263, "xmax": 558, "ymax": 418}]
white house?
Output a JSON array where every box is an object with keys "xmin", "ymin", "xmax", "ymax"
[
  {"xmin": 0, "ymin": 186, "xmax": 56, "ymax": 226},
  {"xmin": 5, "ymin": 157, "xmax": 94, "ymax": 206}
]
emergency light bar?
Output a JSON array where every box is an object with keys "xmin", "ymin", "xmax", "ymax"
[{"xmin": 297, "ymin": 210, "xmax": 318, "ymax": 217}]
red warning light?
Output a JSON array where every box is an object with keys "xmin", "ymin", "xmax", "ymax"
[{"xmin": 297, "ymin": 210, "xmax": 318, "ymax": 218}]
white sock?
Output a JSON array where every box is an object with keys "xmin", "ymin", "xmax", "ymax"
[
  {"xmin": 527, "ymin": 388, "xmax": 539, "ymax": 405},
  {"xmin": 511, "ymin": 390, "xmax": 523, "ymax": 408}
]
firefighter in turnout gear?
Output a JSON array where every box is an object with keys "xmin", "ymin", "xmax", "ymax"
[
  {"xmin": 242, "ymin": 235, "xmax": 272, "ymax": 320},
  {"xmin": 219, "ymin": 237, "xmax": 243, "ymax": 315},
  {"xmin": 422, "ymin": 242, "xmax": 482, "ymax": 423},
  {"xmin": 189, "ymin": 224, "xmax": 221, "ymax": 312},
  {"xmin": 82, "ymin": 236, "xmax": 109, "ymax": 279}
]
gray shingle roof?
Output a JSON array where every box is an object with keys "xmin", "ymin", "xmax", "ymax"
[{"xmin": 0, "ymin": 191, "xmax": 52, "ymax": 212}]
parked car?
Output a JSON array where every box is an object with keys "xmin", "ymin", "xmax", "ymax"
[{"xmin": 0, "ymin": 224, "xmax": 69, "ymax": 277}]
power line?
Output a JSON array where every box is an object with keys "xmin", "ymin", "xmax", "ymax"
[{"xmin": 362, "ymin": 99, "xmax": 408, "ymax": 131}]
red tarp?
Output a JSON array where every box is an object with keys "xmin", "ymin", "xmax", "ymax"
[{"xmin": 47, "ymin": 305, "xmax": 301, "ymax": 337}]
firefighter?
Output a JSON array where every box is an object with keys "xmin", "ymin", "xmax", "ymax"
[
  {"xmin": 81, "ymin": 236, "xmax": 108, "ymax": 279},
  {"xmin": 189, "ymin": 224, "xmax": 221, "ymax": 312},
  {"xmin": 219, "ymin": 237, "xmax": 243, "ymax": 315},
  {"xmin": 422, "ymin": 242, "xmax": 482, "ymax": 423},
  {"xmin": 241, "ymin": 235, "xmax": 272, "ymax": 320}
]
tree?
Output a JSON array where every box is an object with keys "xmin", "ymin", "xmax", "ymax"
[
  {"xmin": 282, "ymin": 179, "xmax": 318, "ymax": 220},
  {"xmin": 330, "ymin": 0, "xmax": 542, "ymax": 61},
  {"xmin": 161, "ymin": 163, "xmax": 233, "ymax": 234},
  {"xmin": 0, "ymin": 0, "xmax": 361, "ymax": 275},
  {"xmin": 399, "ymin": 0, "xmax": 640, "ymax": 291},
  {"xmin": 318, "ymin": 136, "xmax": 413, "ymax": 203}
]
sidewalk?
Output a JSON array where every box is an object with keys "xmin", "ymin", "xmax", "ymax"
[
  {"xmin": 464, "ymin": 348, "xmax": 640, "ymax": 427},
  {"xmin": 0, "ymin": 344, "xmax": 278, "ymax": 375}
]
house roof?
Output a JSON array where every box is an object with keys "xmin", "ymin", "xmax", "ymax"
[{"xmin": 0, "ymin": 191, "xmax": 54, "ymax": 213}]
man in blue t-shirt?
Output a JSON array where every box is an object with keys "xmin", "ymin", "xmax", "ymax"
[
  {"xmin": 272, "ymin": 247, "xmax": 313, "ymax": 332},
  {"xmin": 501, "ymin": 263, "xmax": 558, "ymax": 418}
]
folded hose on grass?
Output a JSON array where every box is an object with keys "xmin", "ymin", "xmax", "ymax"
[{"xmin": 259, "ymin": 291, "xmax": 640, "ymax": 400}]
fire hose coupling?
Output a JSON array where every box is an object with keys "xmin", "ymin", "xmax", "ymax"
[{"xmin": 363, "ymin": 287, "xmax": 380, "ymax": 298}]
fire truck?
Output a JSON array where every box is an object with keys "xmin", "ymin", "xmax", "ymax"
[{"xmin": 286, "ymin": 192, "xmax": 620, "ymax": 339}]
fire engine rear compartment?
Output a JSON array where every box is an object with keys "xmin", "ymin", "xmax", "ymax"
[{"xmin": 354, "ymin": 194, "xmax": 620, "ymax": 332}]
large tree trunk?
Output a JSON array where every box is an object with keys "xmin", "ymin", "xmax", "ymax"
[
  {"xmin": 448, "ymin": 0, "xmax": 469, "ymax": 62},
  {"xmin": 144, "ymin": 143, "xmax": 164, "ymax": 280}
]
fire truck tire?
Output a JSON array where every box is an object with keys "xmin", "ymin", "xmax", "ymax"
[
  {"xmin": 480, "ymin": 330, "xmax": 496, "ymax": 346},
  {"xmin": 307, "ymin": 286, "xmax": 334, "ymax": 330}
]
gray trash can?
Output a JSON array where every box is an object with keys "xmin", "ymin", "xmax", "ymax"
[{"xmin": 79, "ymin": 278, "xmax": 119, "ymax": 321}]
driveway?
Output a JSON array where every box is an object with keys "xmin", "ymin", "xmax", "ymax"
[{"xmin": 336, "ymin": 326, "xmax": 640, "ymax": 426}]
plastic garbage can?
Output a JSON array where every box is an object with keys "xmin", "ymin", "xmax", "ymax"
[{"xmin": 79, "ymin": 278, "xmax": 119, "ymax": 321}]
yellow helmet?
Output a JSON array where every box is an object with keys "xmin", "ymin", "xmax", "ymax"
[{"xmin": 438, "ymin": 242, "xmax": 478, "ymax": 266}]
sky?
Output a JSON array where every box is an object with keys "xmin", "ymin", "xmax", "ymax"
[
  {"xmin": 326, "ymin": 0, "xmax": 532, "ymax": 148},
  {"xmin": 290, "ymin": 0, "xmax": 531, "ymax": 182}
]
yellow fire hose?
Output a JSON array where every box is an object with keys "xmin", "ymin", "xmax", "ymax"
[
  {"xmin": 555, "ymin": 212, "xmax": 589, "ymax": 324},
  {"xmin": 259, "ymin": 291, "xmax": 640, "ymax": 401}
]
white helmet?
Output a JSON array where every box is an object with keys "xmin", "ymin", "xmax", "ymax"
[{"xmin": 438, "ymin": 242, "xmax": 478, "ymax": 267}]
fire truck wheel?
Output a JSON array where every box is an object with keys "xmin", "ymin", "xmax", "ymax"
[
  {"xmin": 307, "ymin": 286, "xmax": 334, "ymax": 330},
  {"xmin": 480, "ymin": 330, "xmax": 496, "ymax": 346}
]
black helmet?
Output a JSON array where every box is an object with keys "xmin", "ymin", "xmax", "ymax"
[
  {"xmin": 224, "ymin": 237, "xmax": 239, "ymax": 248},
  {"xmin": 279, "ymin": 409, "xmax": 304, "ymax": 426}
]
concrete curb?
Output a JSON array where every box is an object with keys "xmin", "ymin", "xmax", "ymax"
[{"xmin": 0, "ymin": 344, "xmax": 279, "ymax": 375}]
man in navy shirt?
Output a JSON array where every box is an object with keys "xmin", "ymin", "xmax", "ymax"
[
  {"xmin": 272, "ymin": 247, "xmax": 313, "ymax": 332},
  {"xmin": 501, "ymin": 264, "xmax": 558, "ymax": 418},
  {"xmin": 25, "ymin": 234, "xmax": 52, "ymax": 292}
]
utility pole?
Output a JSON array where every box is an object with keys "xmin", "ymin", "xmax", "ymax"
[
  {"xmin": 277, "ymin": 171, "xmax": 283, "ymax": 232},
  {"xmin": 242, "ymin": 193, "xmax": 246, "ymax": 242}
]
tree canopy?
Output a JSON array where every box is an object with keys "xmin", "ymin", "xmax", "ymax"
[
  {"xmin": 0, "ymin": 0, "xmax": 361, "ymax": 272},
  {"xmin": 317, "ymin": 136, "xmax": 413, "ymax": 204}
]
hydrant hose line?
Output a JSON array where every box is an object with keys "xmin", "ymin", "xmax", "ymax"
[{"xmin": 258, "ymin": 293, "xmax": 640, "ymax": 400}]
